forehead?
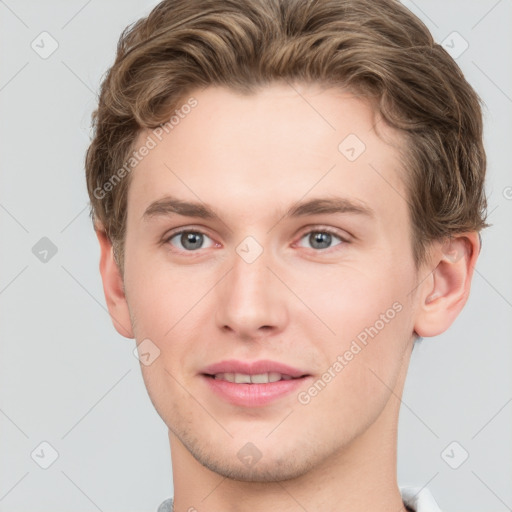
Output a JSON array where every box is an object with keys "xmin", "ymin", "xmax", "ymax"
[{"xmin": 127, "ymin": 83, "xmax": 407, "ymax": 224}]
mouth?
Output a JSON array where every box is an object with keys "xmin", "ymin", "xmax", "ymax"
[
  {"xmin": 203, "ymin": 372, "xmax": 307, "ymax": 383},
  {"xmin": 199, "ymin": 360, "xmax": 312, "ymax": 407}
]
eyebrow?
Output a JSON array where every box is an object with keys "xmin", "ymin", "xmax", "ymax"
[{"xmin": 142, "ymin": 195, "xmax": 375, "ymax": 222}]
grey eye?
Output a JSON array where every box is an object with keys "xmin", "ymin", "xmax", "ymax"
[
  {"xmin": 168, "ymin": 231, "xmax": 214, "ymax": 251},
  {"xmin": 298, "ymin": 231, "xmax": 343, "ymax": 250}
]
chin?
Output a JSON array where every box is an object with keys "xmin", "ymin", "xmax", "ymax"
[
  {"xmin": 181, "ymin": 431, "xmax": 316, "ymax": 483},
  {"xmin": 197, "ymin": 452, "xmax": 314, "ymax": 483}
]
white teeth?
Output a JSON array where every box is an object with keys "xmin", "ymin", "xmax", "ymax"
[
  {"xmin": 213, "ymin": 372, "xmax": 293, "ymax": 383},
  {"xmin": 251, "ymin": 373, "xmax": 272, "ymax": 384},
  {"xmin": 266, "ymin": 372, "xmax": 282, "ymax": 383},
  {"xmin": 234, "ymin": 373, "xmax": 251, "ymax": 384}
]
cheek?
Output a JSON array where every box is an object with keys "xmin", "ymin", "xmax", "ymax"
[
  {"xmin": 299, "ymin": 259, "xmax": 412, "ymax": 390},
  {"xmin": 124, "ymin": 251, "xmax": 202, "ymax": 339},
  {"xmin": 301, "ymin": 260, "xmax": 405, "ymax": 336},
  {"xmin": 300, "ymin": 284, "xmax": 411, "ymax": 429}
]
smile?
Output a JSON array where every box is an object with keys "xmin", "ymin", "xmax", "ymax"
[
  {"xmin": 199, "ymin": 359, "xmax": 312, "ymax": 407},
  {"xmin": 210, "ymin": 372, "xmax": 297, "ymax": 383}
]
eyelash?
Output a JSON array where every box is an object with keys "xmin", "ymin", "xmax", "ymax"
[{"xmin": 163, "ymin": 226, "xmax": 350, "ymax": 254}]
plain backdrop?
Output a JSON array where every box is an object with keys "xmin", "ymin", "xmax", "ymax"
[{"xmin": 0, "ymin": 1, "xmax": 511, "ymax": 511}]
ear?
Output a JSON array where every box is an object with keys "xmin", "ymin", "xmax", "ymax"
[
  {"xmin": 96, "ymin": 228, "xmax": 134, "ymax": 339},
  {"xmin": 414, "ymin": 232, "xmax": 481, "ymax": 338}
]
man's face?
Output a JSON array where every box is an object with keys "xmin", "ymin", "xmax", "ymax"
[{"xmin": 121, "ymin": 83, "xmax": 422, "ymax": 480}]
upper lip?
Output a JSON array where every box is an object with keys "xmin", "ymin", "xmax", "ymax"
[{"xmin": 201, "ymin": 359, "xmax": 310, "ymax": 378}]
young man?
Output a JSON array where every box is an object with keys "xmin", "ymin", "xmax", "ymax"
[{"xmin": 85, "ymin": 0, "xmax": 488, "ymax": 510}]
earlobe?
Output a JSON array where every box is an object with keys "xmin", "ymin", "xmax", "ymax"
[
  {"xmin": 96, "ymin": 229, "xmax": 134, "ymax": 339},
  {"xmin": 414, "ymin": 232, "xmax": 480, "ymax": 338}
]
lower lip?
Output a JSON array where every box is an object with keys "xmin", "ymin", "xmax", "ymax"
[{"xmin": 201, "ymin": 375, "xmax": 311, "ymax": 407}]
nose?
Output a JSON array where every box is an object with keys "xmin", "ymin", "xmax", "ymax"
[{"xmin": 214, "ymin": 242, "xmax": 288, "ymax": 340}]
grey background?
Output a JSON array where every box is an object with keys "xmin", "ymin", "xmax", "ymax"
[{"xmin": 0, "ymin": 1, "xmax": 510, "ymax": 511}]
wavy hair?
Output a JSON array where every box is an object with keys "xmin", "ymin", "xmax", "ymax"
[{"xmin": 85, "ymin": 0, "xmax": 489, "ymax": 275}]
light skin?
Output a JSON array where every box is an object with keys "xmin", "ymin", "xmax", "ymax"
[{"xmin": 96, "ymin": 83, "xmax": 480, "ymax": 512}]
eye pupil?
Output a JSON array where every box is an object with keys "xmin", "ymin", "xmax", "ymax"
[
  {"xmin": 310, "ymin": 232, "xmax": 332, "ymax": 249},
  {"xmin": 182, "ymin": 232, "xmax": 203, "ymax": 250}
]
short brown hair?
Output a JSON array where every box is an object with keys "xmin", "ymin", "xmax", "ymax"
[{"xmin": 85, "ymin": 0, "xmax": 489, "ymax": 275}]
